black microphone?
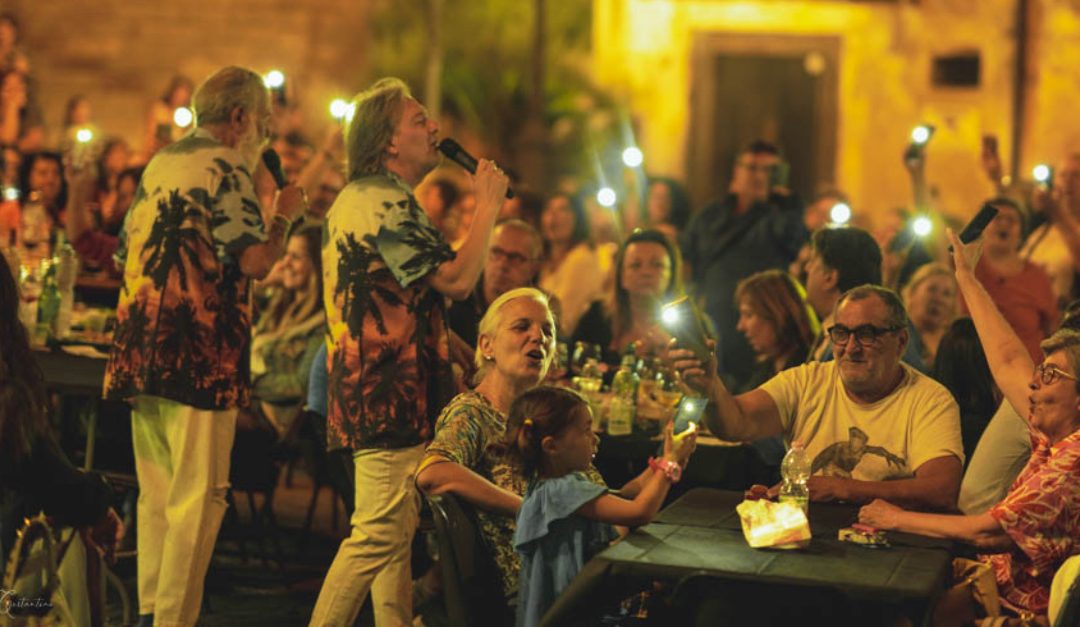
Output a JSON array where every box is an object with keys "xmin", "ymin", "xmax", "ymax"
[
  {"xmin": 261, "ymin": 149, "xmax": 288, "ymax": 190},
  {"xmin": 437, "ymin": 138, "xmax": 514, "ymax": 199}
]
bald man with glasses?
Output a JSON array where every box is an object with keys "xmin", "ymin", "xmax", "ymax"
[{"xmin": 672, "ymin": 284, "xmax": 964, "ymax": 512}]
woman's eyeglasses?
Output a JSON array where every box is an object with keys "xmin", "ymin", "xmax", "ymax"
[{"xmin": 1034, "ymin": 362, "xmax": 1078, "ymax": 385}]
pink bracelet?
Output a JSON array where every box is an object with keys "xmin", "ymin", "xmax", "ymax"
[{"xmin": 648, "ymin": 457, "xmax": 682, "ymax": 483}]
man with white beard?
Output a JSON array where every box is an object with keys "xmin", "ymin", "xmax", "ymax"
[{"xmin": 103, "ymin": 66, "xmax": 305, "ymax": 627}]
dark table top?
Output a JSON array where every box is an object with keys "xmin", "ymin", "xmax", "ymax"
[
  {"xmin": 542, "ymin": 488, "xmax": 953, "ymax": 626},
  {"xmin": 33, "ymin": 347, "xmax": 107, "ymax": 397}
]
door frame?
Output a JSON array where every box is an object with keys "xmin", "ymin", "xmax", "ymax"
[{"xmin": 686, "ymin": 32, "xmax": 841, "ymax": 210}]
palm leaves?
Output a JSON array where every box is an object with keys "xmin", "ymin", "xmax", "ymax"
[
  {"xmin": 141, "ymin": 189, "xmax": 213, "ymax": 292},
  {"xmin": 155, "ymin": 297, "xmax": 212, "ymax": 393},
  {"xmin": 334, "ymin": 233, "xmax": 404, "ymax": 338}
]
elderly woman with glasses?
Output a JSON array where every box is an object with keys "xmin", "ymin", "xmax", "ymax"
[{"xmin": 860, "ymin": 228, "xmax": 1080, "ymax": 622}]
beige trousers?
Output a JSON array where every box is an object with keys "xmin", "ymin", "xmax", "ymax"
[
  {"xmin": 309, "ymin": 442, "xmax": 426, "ymax": 627},
  {"xmin": 130, "ymin": 395, "xmax": 237, "ymax": 627}
]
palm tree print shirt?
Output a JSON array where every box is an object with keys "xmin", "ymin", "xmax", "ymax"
[
  {"xmin": 323, "ymin": 173, "xmax": 456, "ymax": 450},
  {"xmin": 103, "ymin": 129, "xmax": 267, "ymax": 410}
]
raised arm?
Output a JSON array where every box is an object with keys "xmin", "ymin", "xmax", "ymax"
[
  {"xmin": 947, "ymin": 228, "xmax": 1035, "ymax": 416},
  {"xmin": 238, "ymin": 185, "xmax": 306, "ymax": 280},
  {"xmin": 669, "ymin": 342, "xmax": 784, "ymax": 442},
  {"xmin": 427, "ymin": 159, "xmax": 508, "ymax": 300}
]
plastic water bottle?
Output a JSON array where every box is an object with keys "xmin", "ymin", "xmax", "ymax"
[
  {"xmin": 779, "ymin": 441, "xmax": 811, "ymax": 515},
  {"xmin": 607, "ymin": 354, "xmax": 639, "ymax": 436},
  {"xmin": 53, "ymin": 232, "xmax": 77, "ymax": 338}
]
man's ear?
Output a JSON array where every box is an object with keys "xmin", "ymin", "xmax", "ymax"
[
  {"xmin": 228, "ymin": 105, "xmax": 246, "ymax": 129},
  {"xmin": 896, "ymin": 325, "xmax": 909, "ymax": 355},
  {"xmin": 823, "ymin": 267, "xmax": 839, "ymax": 293}
]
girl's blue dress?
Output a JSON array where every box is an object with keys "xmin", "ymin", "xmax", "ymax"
[{"xmin": 513, "ymin": 472, "xmax": 618, "ymax": 627}]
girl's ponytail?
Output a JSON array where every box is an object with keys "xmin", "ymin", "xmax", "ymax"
[{"xmin": 505, "ymin": 386, "xmax": 589, "ymax": 476}]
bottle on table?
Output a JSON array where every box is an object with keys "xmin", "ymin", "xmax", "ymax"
[
  {"xmin": 779, "ymin": 441, "xmax": 811, "ymax": 515},
  {"xmin": 574, "ymin": 357, "xmax": 604, "ymax": 432},
  {"xmin": 607, "ymin": 354, "xmax": 639, "ymax": 436},
  {"xmin": 53, "ymin": 231, "xmax": 78, "ymax": 338}
]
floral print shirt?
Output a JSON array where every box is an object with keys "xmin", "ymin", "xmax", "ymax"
[
  {"xmin": 427, "ymin": 391, "xmax": 609, "ymax": 599},
  {"xmin": 323, "ymin": 173, "xmax": 455, "ymax": 450},
  {"xmin": 104, "ymin": 129, "xmax": 266, "ymax": 410},
  {"xmin": 985, "ymin": 427, "xmax": 1080, "ymax": 614},
  {"xmin": 426, "ymin": 391, "xmax": 528, "ymax": 598}
]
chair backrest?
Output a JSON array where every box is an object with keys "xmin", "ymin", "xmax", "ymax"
[
  {"xmin": 1052, "ymin": 555, "xmax": 1080, "ymax": 627},
  {"xmin": 426, "ymin": 492, "xmax": 511, "ymax": 627}
]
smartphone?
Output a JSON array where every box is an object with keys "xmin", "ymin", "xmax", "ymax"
[
  {"xmin": 1033, "ymin": 164, "xmax": 1055, "ymax": 191},
  {"xmin": 673, "ymin": 396, "xmax": 706, "ymax": 436},
  {"xmin": 770, "ymin": 161, "xmax": 790, "ymax": 189},
  {"xmin": 958, "ymin": 202, "xmax": 1000, "ymax": 244},
  {"xmin": 660, "ymin": 296, "xmax": 711, "ymax": 362}
]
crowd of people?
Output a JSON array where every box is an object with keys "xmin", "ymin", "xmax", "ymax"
[{"xmin": 0, "ymin": 9, "xmax": 1078, "ymax": 626}]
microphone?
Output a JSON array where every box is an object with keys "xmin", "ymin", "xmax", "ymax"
[
  {"xmin": 437, "ymin": 138, "xmax": 514, "ymax": 199},
  {"xmin": 261, "ymin": 149, "xmax": 288, "ymax": 189}
]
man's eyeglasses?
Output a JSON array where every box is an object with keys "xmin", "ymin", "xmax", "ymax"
[
  {"xmin": 1034, "ymin": 362, "xmax": 1078, "ymax": 386},
  {"xmin": 489, "ymin": 247, "xmax": 534, "ymax": 266},
  {"xmin": 827, "ymin": 324, "xmax": 903, "ymax": 347}
]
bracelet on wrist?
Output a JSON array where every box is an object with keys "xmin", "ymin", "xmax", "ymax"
[{"xmin": 648, "ymin": 457, "xmax": 682, "ymax": 484}]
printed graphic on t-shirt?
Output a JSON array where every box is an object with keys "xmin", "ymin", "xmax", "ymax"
[{"xmin": 811, "ymin": 426, "xmax": 906, "ymax": 478}]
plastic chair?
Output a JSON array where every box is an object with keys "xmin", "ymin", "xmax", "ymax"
[{"xmin": 425, "ymin": 493, "xmax": 512, "ymax": 627}]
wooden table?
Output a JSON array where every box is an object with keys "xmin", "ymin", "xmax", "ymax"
[{"xmin": 542, "ymin": 488, "xmax": 953, "ymax": 627}]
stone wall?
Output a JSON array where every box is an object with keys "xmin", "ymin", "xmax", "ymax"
[
  {"xmin": 593, "ymin": 0, "xmax": 1080, "ymax": 226},
  {"xmin": 6, "ymin": 0, "xmax": 373, "ymax": 150}
]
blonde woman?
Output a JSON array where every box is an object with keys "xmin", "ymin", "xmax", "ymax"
[
  {"xmin": 902, "ymin": 263, "xmax": 957, "ymax": 365},
  {"xmin": 250, "ymin": 225, "xmax": 325, "ymax": 435}
]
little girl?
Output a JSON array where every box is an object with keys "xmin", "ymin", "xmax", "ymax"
[{"xmin": 509, "ymin": 386, "xmax": 696, "ymax": 627}]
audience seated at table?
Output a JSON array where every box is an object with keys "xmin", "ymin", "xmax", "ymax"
[
  {"xmin": 539, "ymin": 192, "xmax": 603, "ymax": 339},
  {"xmin": 447, "ymin": 218, "xmax": 545, "ymax": 349},
  {"xmin": 731, "ymin": 268, "xmax": 820, "ymax": 475},
  {"xmin": 510, "ymin": 385, "xmax": 696, "ymax": 627},
  {"xmin": 1, "ymin": 68, "xmax": 44, "ymax": 153},
  {"xmin": 673, "ymin": 284, "xmax": 964, "ymax": 511},
  {"xmin": 572, "ymin": 228, "xmax": 688, "ymax": 368},
  {"xmin": 959, "ymin": 197, "xmax": 1059, "ymax": 363},
  {"xmin": 0, "ymin": 252, "xmax": 123, "ymax": 621},
  {"xmin": 902, "ymin": 262, "xmax": 957, "ymax": 365},
  {"xmin": 416, "ymin": 288, "xmax": 561, "ymax": 609},
  {"xmin": 13, "ymin": 151, "xmax": 66, "ymax": 268},
  {"xmin": 957, "ymin": 301, "xmax": 1080, "ymax": 515},
  {"xmin": 931, "ymin": 318, "xmax": 999, "ymax": 463},
  {"xmin": 140, "ymin": 74, "xmax": 193, "ymax": 162},
  {"xmin": 638, "ymin": 177, "xmax": 691, "ymax": 246},
  {"xmin": 733, "ymin": 269, "xmax": 820, "ymax": 392},
  {"xmin": 804, "ymin": 225, "xmax": 928, "ymax": 372},
  {"xmin": 860, "ymin": 228, "xmax": 1080, "ymax": 622},
  {"xmin": 246, "ymin": 224, "xmax": 325, "ymax": 437}
]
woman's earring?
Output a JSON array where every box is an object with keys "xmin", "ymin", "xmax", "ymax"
[{"xmin": 484, "ymin": 354, "xmax": 494, "ymax": 361}]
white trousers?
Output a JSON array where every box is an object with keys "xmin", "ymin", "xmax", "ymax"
[
  {"xmin": 309, "ymin": 442, "xmax": 426, "ymax": 627},
  {"xmin": 131, "ymin": 395, "xmax": 237, "ymax": 627}
]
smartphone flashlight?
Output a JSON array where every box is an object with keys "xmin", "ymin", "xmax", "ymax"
[
  {"xmin": 264, "ymin": 70, "xmax": 285, "ymax": 89},
  {"xmin": 912, "ymin": 215, "xmax": 933, "ymax": 238},
  {"xmin": 75, "ymin": 128, "xmax": 94, "ymax": 144},
  {"xmin": 329, "ymin": 98, "xmax": 354, "ymax": 122},
  {"xmin": 3, "ymin": 186, "xmax": 19, "ymax": 201},
  {"xmin": 173, "ymin": 106, "xmax": 194, "ymax": 128},
  {"xmin": 829, "ymin": 202, "xmax": 851, "ymax": 226},
  {"xmin": 911, "ymin": 125, "xmax": 935, "ymax": 146},
  {"xmin": 660, "ymin": 296, "xmax": 711, "ymax": 362},
  {"xmin": 1033, "ymin": 164, "xmax": 1054, "ymax": 188}
]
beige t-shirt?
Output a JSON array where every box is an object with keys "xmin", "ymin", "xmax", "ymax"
[{"xmin": 759, "ymin": 360, "xmax": 963, "ymax": 481}]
